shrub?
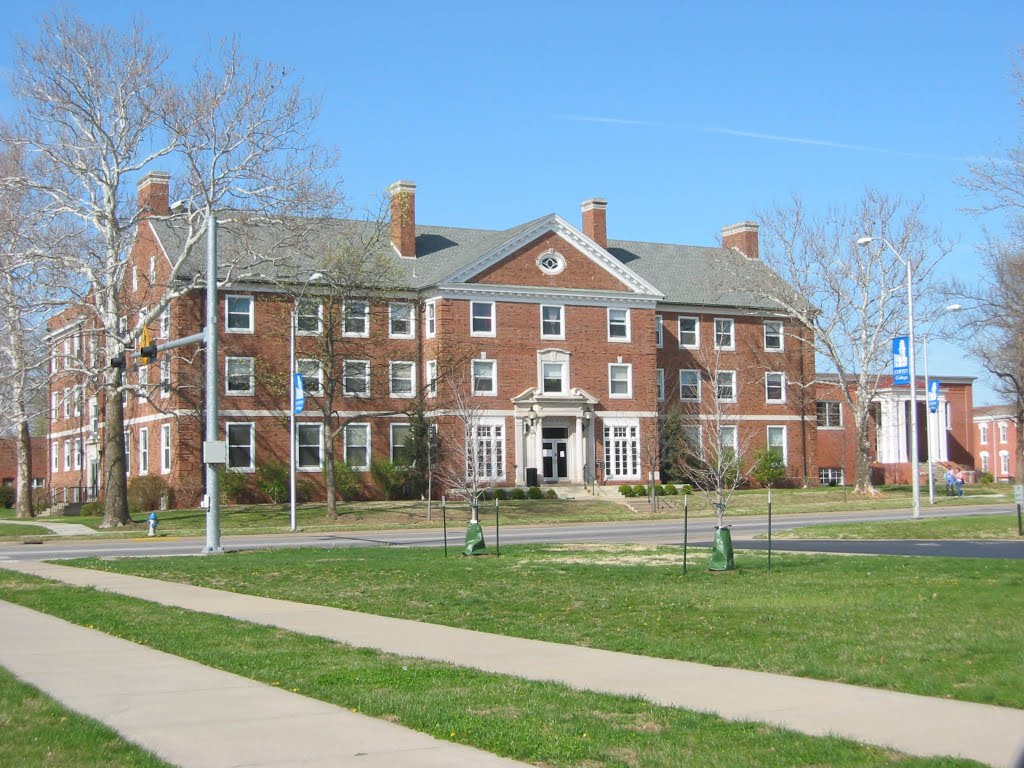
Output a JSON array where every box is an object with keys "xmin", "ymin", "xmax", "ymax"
[
  {"xmin": 679, "ymin": 484, "xmax": 693, "ymax": 495},
  {"xmin": 255, "ymin": 460, "xmax": 290, "ymax": 504},
  {"xmin": 0, "ymin": 486, "xmax": 14, "ymax": 509},
  {"xmin": 544, "ymin": 489, "xmax": 557, "ymax": 499},
  {"xmin": 664, "ymin": 483, "xmax": 678, "ymax": 495},
  {"xmin": 510, "ymin": 488, "xmax": 527, "ymax": 500},
  {"xmin": 618, "ymin": 484, "xmax": 634, "ymax": 497},
  {"xmin": 370, "ymin": 459, "xmax": 408, "ymax": 501},
  {"xmin": 751, "ymin": 448, "xmax": 787, "ymax": 488},
  {"xmin": 296, "ymin": 478, "xmax": 317, "ymax": 503},
  {"xmin": 633, "ymin": 484, "xmax": 647, "ymax": 497},
  {"xmin": 527, "ymin": 486, "xmax": 544, "ymax": 500},
  {"xmin": 654, "ymin": 484, "xmax": 666, "ymax": 496},
  {"xmin": 80, "ymin": 500, "xmax": 104, "ymax": 517},
  {"xmin": 127, "ymin": 475, "xmax": 171, "ymax": 513},
  {"xmin": 327, "ymin": 462, "xmax": 362, "ymax": 502},
  {"xmin": 493, "ymin": 488, "xmax": 508, "ymax": 501},
  {"xmin": 219, "ymin": 469, "xmax": 248, "ymax": 503},
  {"xmin": 979, "ymin": 472, "xmax": 994, "ymax": 484}
]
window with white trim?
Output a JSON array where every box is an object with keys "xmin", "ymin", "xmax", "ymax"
[
  {"xmin": 767, "ymin": 425, "xmax": 786, "ymax": 463},
  {"xmin": 139, "ymin": 428, "xmax": 149, "ymax": 475},
  {"xmin": 466, "ymin": 419, "xmax": 505, "ymax": 480},
  {"xmin": 297, "ymin": 423, "xmax": 322, "ymax": 470},
  {"xmin": 89, "ymin": 398, "xmax": 99, "ymax": 435},
  {"xmin": 1000, "ymin": 451, "xmax": 1010, "ymax": 475},
  {"xmin": 714, "ymin": 318, "xmax": 734, "ymax": 350},
  {"xmin": 74, "ymin": 439, "xmax": 82, "ymax": 471},
  {"xmin": 542, "ymin": 361, "xmax": 566, "ymax": 394},
  {"xmin": 226, "ymin": 423, "xmax": 255, "ymax": 471},
  {"xmin": 425, "ymin": 300, "xmax": 436, "ymax": 338},
  {"xmin": 472, "ymin": 359, "xmax": 496, "ymax": 396},
  {"xmin": 765, "ymin": 372, "xmax": 785, "ymax": 403},
  {"xmin": 63, "ymin": 387, "xmax": 71, "ymax": 419},
  {"xmin": 678, "ymin": 316, "xmax": 699, "ymax": 349},
  {"xmin": 719, "ymin": 425, "xmax": 738, "ymax": 452},
  {"xmin": 470, "ymin": 301, "xmax": 495, "ymax": 336},
  {"xmin": 296, "ymin": 298, "xmax": 322, "ymax": 335},
  {"xmin": 537, "ymin": 251, "xmax": 565, "ymax": 275},
  {"xmin": 426, "ymin": 360, "xmax": 438, "ymax": 398},
  {"xmin": 999, "ymin": 422, "xmax": 1008, "ymax": 443},
  {"xmin": 161, "ymin": 424, "xmax": 171, "ymax": 474},
  {"xmin": 817, "ymin": 401, "xmax": 842, "ymax": 427},
  {"xmin": 343, "ymin": 301, "xmax": 369, "ymax": 337},
  {"xmin": 160, "ymin": 358, "xmax": 171, "ymax": 398},
  {"xmin": 609, "ymin": 363, "xmax": 632, "ymax": 398},
  {"xmin": 819, "ymin": 467, "xmax": 844, "ymax": 485},
  {"xmin": 51, "ymin": 442, "xmax": 58, "ymax": 472},
  {"xmin": 74, "ymin": 386, "xmax": 82, "ymax": 416},
  {"xmin": 945, "ymin": 401, "xmax": 952, "ymax": 430},
  {"xmin": 391, "ymin": 423, "xmax": 414, "ymax": 466},
  {"xmin": 656, "ymin": 369, "xmax": 665, "ymax": 401},
  {"xmin": 63, "ymin": 439, "xmax": 71, "ymax": 471},
  {"xmin": 607, "ymin": 308, "xmax": 630, "ymax": 342},
  {"xmin": 764, "ymin": 320, "xmax": 783, "ymax": 351},
  {"xmin": 389, "ymin": 361, "xmax": 415, "ymax": 397},
  {"xmin": 716, "ymin": 371, "xmax": 736, "ymax": 402},
  {"xmin": 389, "ymin": 302, "xmax": 415, "ymax": 338},
  {"xmin": 297, "ymin": 359, "xmax": 323, "ymax": 395},
  {"xmin": 225, "ymin": 295, "xmax": 254, "ymax": 333},
  {"xmin": 159, "ymin": 308, "xmax": 170, "ymax": 338},
  {"xmin": 979, "ymin": 424, "xmax": 989, "ymax": 444},
  {"xmin": 138, "ymin": 366, "xmax": 149, "ymax": 400},
  {"xmin": 679, "ymin": 369, "xmax": 700, "ymax": 401},
  {"xmin": 603, "ymin": 420, "xmax": 640, "ymax": 480},
  {"xmin": 122, "ymin": 432, "xmax": 130, "ymax": 475},
  {"xmin": 343, "ymin": 360, "xmax": 369, "ymax": 397},
  {"xmin": 51, "ymin": 392, "xmax": 58, "ymax": 421},
  {"xmin": 540, "ymin": 305, "xmax": 564, "ymax": 339},
  {"xmin": 655, "ymin": 315, "xmax": 663, "ymax": 348},
  {"xmin": 225, "ymin": 357, "xmax": 254, "ymax": 395},
  {"xmin": 980, "ymin": 452, "xmax": 990, "ymax": 472},
  {"xmin": 344, "ymin": 424, "xmax": 370, "ymax": 470}
]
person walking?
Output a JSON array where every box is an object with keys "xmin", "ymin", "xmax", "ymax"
[
  {"xmin": 954, "ymin": 468, "xmax": 965, "ymax": 497},
  {"xmin": 944, "ymin": 467, "xmax": 955, "ymax": 496}
]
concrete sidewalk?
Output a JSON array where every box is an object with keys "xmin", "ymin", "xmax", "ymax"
[{"xmin": 3, "ymin": 559, "xmax": 1024, "ymax": 767}]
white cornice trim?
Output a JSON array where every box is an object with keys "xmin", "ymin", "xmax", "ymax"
[{"xmin": 436, "ymin": 284, "xmax": 658, "ymax": 308}]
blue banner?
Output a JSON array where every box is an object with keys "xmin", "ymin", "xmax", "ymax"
[
  {"xmin": 892, "ymin": 336, "xmax": 910, "ymax": 385},
  {"xmin": 928, "ymin": 380, "xmax": 940, "ymax": 413},
  {"xmin": 293, "ymin": 373, "xmax": 305, "ymax": 414}
]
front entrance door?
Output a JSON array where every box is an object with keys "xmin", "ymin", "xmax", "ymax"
[{"xmin": 542, "ymin": 427, "xmax": 569, "ymax": 481}]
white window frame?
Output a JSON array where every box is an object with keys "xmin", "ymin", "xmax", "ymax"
[
  {"xmin": 719, "ymin": 425, "xmax": 738, "ymax": 453},
  {"xmin": 390, "ymin": 423, "xmax": 414, "ymax": 465},
  {"xmin": 817, "ymin": 401, "xmax": 842, "ymax": 428},
  {"xmin": 161, "ymin": 424, "xmax": 171, "ymax": 474},
  {"xmin": 343, "ymin": 360, "xmax": 370, "ymax": 397},
  {"xmin": 51, "ymin": 441, "xmax": 59, "ymax": 472},
  {"xmin": 225, "ymin": 295, "xmax": 254, "ymax": 334},
  {"xmin": 388, "ymin": 301, "xmax": 415, "ymax": 338},
  {"xmin": 608, "ymin": 363, "xmax": 633, "ymax": 399},
  {"xmin": 295, "ymin": 298, "xmax": 322, "ymax": 336},
  {"xmin": 714, "ymin": 318, "xmax": 735, "ymax": 351},
  {"xmin": 979, "ymin": 424, "xmax": 989, "ymax": 444},
  {"xmin": 980, "ymin": 452, "xmax": 990, "ymax": 473},
  {"xmin": 138, "ymin": 366, "xmax": 149, "ymax": 401},
  {"xmin": 765, "ymin": 372, "xmax": 785, "ymax": 403},
  {"xmin": 63, "ymin": 439, "xmax": 71, "ymax": 471},
  {"xmin": 426, "ymin": 359, "xmax": 438, "ymax": 398},
  {"xmin": 389, "ymin": 361, "xmax": 415, "ymax": 398},
  {"xmin": 716, "ymin": 371, "xmax": 737, "ymax": 403},
  {"xmin": 603, "ymin": 418, "xmax": 641, "ymax": 481},
  {"xmin": 296, "ymin": 422, "xmax": 323, "ymax": 471},
  {"xmin": 656, "ymin": 369, "xmax": 665, "ymax": 401},
  {"xmin": 73, "ymin": 438, "xmax": 82, "ymax": 471},
  {"xmin": 343, "ymin": 300, "xmax": 370, "ymax": 337},
  {"xmin": 159, "ymin": 307, "xmax": 170, "ymax": 338},
  {"xmin": 466, "ymin": 418, "xmax": 506, "ymax": 481},
  {"xmin": 225, "ymin": 356, "xmax": 255, "ymax": 396},
  {"xmin": 540, "ymin": 304, "xmax": 564, "ymax": 340},
  {"xmin": 425, "ymin": 300, "xmax": 437, "ymax": 338},
  {"xmin": 678, "ymin": 316, "xmax": 699, "ymax": 349},
  {"xmin": 344, "ymin": 423, "xmax": 370, "ymax": 471},
  {"xmin": 51, "ymin": 392, "xmax": 58, "ymax": 421},
  {"xmin": 541, "ymin": 361, "xmax": 566, "ymax": 394},
  {"xmin": 472, "ymin": 359, "xmax": 497, "ymax": 396},
  {"xmin": 160, "ymin": 357, "xmax": 171, "ymax": 398},
  {"xmin": 767, "ymin": 425, "xmax": 787, "ymax": 463},
  {"xmin": 470, "ymin": 301, "xmax": 496, "ymax": 337},
  {"xmin": 764, "ymin": 320, "xmax": 784, "ymax": 352},
  {"xmin": 63, "ymin": 387, "xmax": 71, "ymax": 419},
  {"xmin": 139, "ymin": 428, "xmax": 149, "ymax": 475},
  {"xmin": 819, "ymin": 467, "xmax": 844, "ymax": 485},
  {"xmin": 655, "ymin": 314, "xmax": 663, "ymax": 348},
  {"xmin": 226, "ymin": 422, "xmax": 255, "ymax": 472},
  {"xmin": 1000, "ymin": 450, "xmax": 1010, "ymax": 475},
  {"xmin": 607, "ymin": 308, "xmax": 631, "ymax": 342},
  {"xmin": 999, "ymin": 422, "xmax": 1008, "ymax": 443},
  {"xmin": 296, "ymin": 358, "xmax": 323, "ymax": 396},
  {"xmin": 679, "ymin": 369, "xmax": 701, "ymax": 402}
]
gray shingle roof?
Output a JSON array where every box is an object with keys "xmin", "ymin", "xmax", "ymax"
[{"xmin": 151, "ymin": 213, "xmax": 797, "ymax": 311}]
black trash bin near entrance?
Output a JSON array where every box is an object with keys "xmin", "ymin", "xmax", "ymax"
[{"xmin": 526, "ymin": 467, "xmax": 539, "ymax": 487}]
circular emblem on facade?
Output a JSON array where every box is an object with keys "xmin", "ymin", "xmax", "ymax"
[{"xmin": 537, "ymin": 251, "xmax": 565, "ymax": 275}]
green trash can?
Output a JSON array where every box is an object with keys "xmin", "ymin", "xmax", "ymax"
[
  {"xmin": 708, "ymin": 526, "xmax": 735, "ymax": 571},
  {"xmin": 463, "ymin": 520, "xmax": 486, "ymax": 555}
]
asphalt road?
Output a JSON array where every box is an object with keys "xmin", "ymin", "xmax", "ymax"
[{"xmin": 1, "ymin": 505, "xmax": 1021, "ymax": 561}]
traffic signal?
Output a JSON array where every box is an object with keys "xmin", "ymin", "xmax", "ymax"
[
  {"xmin": 139, "ymin": 326, "xmax": 154, "ymax": 364},
  {"xmin": 110, "ymin": 353, "xmax": 126, "ymax": 369}
]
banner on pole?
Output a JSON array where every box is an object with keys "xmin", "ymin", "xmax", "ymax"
[
  {"xmin": 927, "ymin": 380, "xmax": 940, "ymax": 413},
  {"xmin": 892, "ymin": 336, "xmax": 910, "ymax": 385},
  {"xmin": 293, "ymin": 373, "xmax": 305, "ymax": 414}
]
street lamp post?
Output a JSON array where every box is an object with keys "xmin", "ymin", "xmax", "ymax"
[
  {"xmin": 857, "ymin": 236, "xmax": 921, "ymax": 519},
  {"xmin": 923, "ymin": 304, "xmax": 962, "ymax": 505},
  {"xmin": 290, "ymin": 272, "xmax": 323, "ymax": 532}
]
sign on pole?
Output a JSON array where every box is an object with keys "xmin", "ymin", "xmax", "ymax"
[
  {"xmin": 293, "ymin": 373, "xmax": 305, "ymax": 415},
  {"xmin": 927, "ymin": 380, "xmax": 940, "ymax": 413},
  {"xmin": 892, "ymin": 336, "xmax": 910, "ymax": 385},
  {"xmin": 1015, "ymin": 485, "xmax": 1023, "ymax": 505}
]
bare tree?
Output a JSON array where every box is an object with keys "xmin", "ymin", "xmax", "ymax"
[
  {"xmin": 753, "ymin": 190, "xmax": 950, "ymax": 493},
  {"xmin": 4, "ymin": 12, "xmax": 341, "ymax": 526}
]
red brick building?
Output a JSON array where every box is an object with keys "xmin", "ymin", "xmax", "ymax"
[
  {"xmin": 973, "ymin": 405, "xmax": 1019, "ymax": 482},
  {"xmin": 46, "ymin": 173, "xmax": 881, "ymax": 504},
  {"xmin": 0, "ymin": 437, "xmax": 46, "ymax": 506}
]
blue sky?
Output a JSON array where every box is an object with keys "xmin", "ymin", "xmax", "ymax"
[{"xmin": 2, "ymin": 1, "xmax": 1021, "ymax": 403}]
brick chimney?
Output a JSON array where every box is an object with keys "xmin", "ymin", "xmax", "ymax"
[
  {"xmin": 388, "ymin": 180, "xmax": 417, "ymax": 258},
  {"xmin": 721, "ymin": 221, "xmax": 759, "ymax": 259},
  {"xmin": 137, "ymin": 171, "xmax": 171, "ymax": 217},
  {"xmin": 581, "ymin": 198, "xmax": 608, "ymax": 248}
]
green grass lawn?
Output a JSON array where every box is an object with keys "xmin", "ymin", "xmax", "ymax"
[
  {"xmin": 68, "ymin": 544, "xmax": 1024, "ymax": 708},
  {"xmin": 0, "ymin": 665, "xmax": 170, "ymax": 768},
  {"xmin": 0, "ymin": 484, "xmax": 1009, "ymax": 538},
  {"xmin": 0, "ymin": 569, "xmax": 982, "ymax": 768},
  {"xmin": 776, "ymin": 512, "xmax": 1024, "ymax": 540},
  {"xmin": 0, "ymin": 522, "xmax": 53, "ymax": 537}
]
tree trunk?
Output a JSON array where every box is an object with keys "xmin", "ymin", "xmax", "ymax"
[
  {"xmin": 15, "ymin": 420, "xmax": 34, "ymax": 518},
  {"xmin": 324, "ymin": 439, "xmax": 337, "ymax": 519},
  {"xmin": 1016, "ymin": 396, "xmax": 1024, "ymax": 485},
  {"xmin": 101, "ymin": 372, "xmax": 131, "ymax": 527}
]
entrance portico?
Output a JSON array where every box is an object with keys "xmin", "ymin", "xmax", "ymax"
[{"xmin": 513, "ymin": 388, "xmax": 597, "ymax": 485}]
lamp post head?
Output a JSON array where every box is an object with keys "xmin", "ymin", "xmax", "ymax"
[
  {"xmin": 944, "ymin": 303, "xmax": 962, "ymax": 313},
  {"xmin": 309, "ymin": 271, "xmax": 324, "ymax": 282},
  {"xmin": 856, "ymin": 236, "xmax": 874, "ymax": 246}
]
